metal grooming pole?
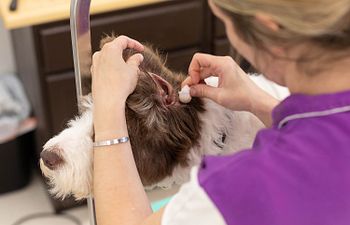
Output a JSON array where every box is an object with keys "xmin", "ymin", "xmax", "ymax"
[{"xmin": 70, "ymin": 0, "xmax": 97, "ymax": 225}]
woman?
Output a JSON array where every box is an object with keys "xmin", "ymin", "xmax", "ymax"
[{"xmin": 91, "ymin": 0, "xmax": 350, "ymax": 224}]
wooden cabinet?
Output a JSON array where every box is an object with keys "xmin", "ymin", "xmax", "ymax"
[
  {"xmin": 38, "ymin": 1, "xmax": 205, "ymax": 74},
  {"xmin": 12, "ymin": 0, "xmax": 253, "ymax": 212}
]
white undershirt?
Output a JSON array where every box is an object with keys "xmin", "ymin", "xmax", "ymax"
[{"xmin": 162, "ymin": 167, "xmax": 226, "ymax": 225}]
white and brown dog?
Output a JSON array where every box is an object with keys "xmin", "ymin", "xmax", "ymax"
[{"xmin": 40, "ymin": 36, "xmax": 288, "ymax": 200}]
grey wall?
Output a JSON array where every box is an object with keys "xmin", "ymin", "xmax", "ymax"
[{"xmin": 0, "ymin": 20, "xmax": 16, "ymax": 75}]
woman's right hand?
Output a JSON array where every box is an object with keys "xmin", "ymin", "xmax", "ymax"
[
  {"xmin": 182, "ymin": 53, "xmax": 279, "ymax": 126},
  {"xmin": 183, "ymin": 53, "xmax": 258, "ymax": 112}
]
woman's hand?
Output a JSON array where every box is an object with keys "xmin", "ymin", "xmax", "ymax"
[
  {"xmin": 183, "ymin": 53, "xmax": 257, "ymax": 112},
  {"xmin": 183, "ymin": 53, "xmax": 279, "ymax": 126},
  {"xmin": 91, "ymin": 35, "xmax": 144, "ymax": 133}
]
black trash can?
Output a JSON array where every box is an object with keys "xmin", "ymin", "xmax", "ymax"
[{"xmin": 0, "ymin": 119, "xmax": 36, "ymax": 194}]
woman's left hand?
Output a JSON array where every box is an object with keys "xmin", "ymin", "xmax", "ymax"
[{"xmin": 91, "ymin": 35, "xmax": 144, "ymax": 110}]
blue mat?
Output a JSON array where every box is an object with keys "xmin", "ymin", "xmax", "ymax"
[{"xmin": 151, "ymin": 197, "xmax": 172, "ymax": 212}]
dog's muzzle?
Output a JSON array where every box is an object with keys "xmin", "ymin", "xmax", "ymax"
[{"xmin": 40, "ymin": 151, "xmax": 64, "ymax": 170}]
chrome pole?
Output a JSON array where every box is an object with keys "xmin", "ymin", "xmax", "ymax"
[
  {"xmin": 70, "ymin": 0, "xmax": 92, "ymax": 101},
  {"xmin": 70, "ymin": 0, "xmax": 96, "ymax": 225}
]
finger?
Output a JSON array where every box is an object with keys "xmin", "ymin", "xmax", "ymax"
[
  {"xmin": 199, "ymin": 66, "xmax": 218, "ymax": 79},
  {"xmin": 190, "ymin": 84, "xmax": 219, "ymax": 101},
  {"xmin": 188, "ymin": 53, "xmax": 220, "ymax": 84},
  {"xmin": 91, "ymin": 52, "xmax": 100, "ymax": 75},
  {"xmin": 182, "ymin": 73, "xmax": 211, "ymax": 88},
  {"xmin": 106, "ymin": 36, "xmax": 144, "ymax": 54},
  {"xmin": 92, "ymin": 51, "xmax": 100, "ymax": 63},
  {"xmin": 181, "ymin": 77, "xmax": 193, "ymax": 88},
  {"xmin": 126, "ymin": 53, "xmax": 144, "ymax": 68},
  {"xmin": 184, "ymin": 66, "xmax": 218, "ymax": 88}
]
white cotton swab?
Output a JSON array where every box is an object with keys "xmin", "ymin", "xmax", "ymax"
[{"xmin": 178, "ymin": 85, "xmax": 192, "ymax": 103}]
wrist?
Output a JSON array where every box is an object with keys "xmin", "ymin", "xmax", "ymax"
[
  {"xmin": 94, "ymin": 130, "xmax": 129, "ymax": 143},
  {"xmin": 94, "ymin": 96, "xmax": 127, "ymax": 110},
  {"xmin": 249, "ymin": 90, "xmax": 279, "ymax": 127},
  {"xmin": 93, "ymin": 104, "xmax": 128, "ymax": 139},
  {"xmin": 94, "ymin": 122, "xmax": 129, "ymax": 141}
]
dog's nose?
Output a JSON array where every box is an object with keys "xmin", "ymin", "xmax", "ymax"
[{"xmin": 40, "ymin": 151, "xmax": 63, "ymax": 170}]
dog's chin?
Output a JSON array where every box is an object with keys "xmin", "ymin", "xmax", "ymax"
[{"xmin": 39, "ymin": 159, "xmax": 90, "ymax": 200}]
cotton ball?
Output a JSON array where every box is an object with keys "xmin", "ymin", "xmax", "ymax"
[{"xmin": 178, "ymin": 85, "xmax": 192, "ymax": 103}]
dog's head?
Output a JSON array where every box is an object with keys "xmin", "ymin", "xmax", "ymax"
[
  {"xmin": 116, "ymin": 40, "xmax": 205, "ymax": 186},
  {"xmin": 40, "ymin": 35, "xmax": 205, "ymax": 199}
]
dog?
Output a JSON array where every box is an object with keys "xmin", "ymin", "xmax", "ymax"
[{"xmin": 39, "ymin": 35, "xmax": 270, "ymax": 200}]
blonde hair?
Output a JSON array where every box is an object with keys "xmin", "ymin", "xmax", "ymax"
[{"xmin": 212, "ymin": 0, "xmax": 350, "ymax": 71}]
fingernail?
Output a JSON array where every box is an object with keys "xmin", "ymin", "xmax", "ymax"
[{"xmin": 138, "ymin": 54, "xmax": 144, "ymax": 62}]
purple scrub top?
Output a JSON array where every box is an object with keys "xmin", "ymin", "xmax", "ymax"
[{"xmin": 198, "ymin": 90, "xmax": 350, "ymax": 225}]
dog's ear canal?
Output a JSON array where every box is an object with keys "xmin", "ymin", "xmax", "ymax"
[{"xmin": 149, "ymin": 73, "xmax": 177, "ymax": 106}]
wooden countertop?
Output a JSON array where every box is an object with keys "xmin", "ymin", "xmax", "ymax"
[{"xmin": 0, "ymin": 0, "xmax": 164, "ymax": 29}]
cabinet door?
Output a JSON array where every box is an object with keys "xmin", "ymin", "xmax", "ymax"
[{"xmin": 46, "ymin": 72, "xmax": 78, "ymax": 134}]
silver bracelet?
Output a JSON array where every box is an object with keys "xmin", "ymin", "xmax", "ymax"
[{"xmin": 93, "ymin": 136, "xmax": 129, "ymax": 147}]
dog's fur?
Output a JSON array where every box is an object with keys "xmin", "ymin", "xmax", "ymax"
[{"xmin": 40, "ymin": 36, "xmax": 265, "ymax": 200}]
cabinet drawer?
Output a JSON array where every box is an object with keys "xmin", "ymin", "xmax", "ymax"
[
  {"xmin": 37, "ymin": 0, "xmax": 204, "ymax": 75},
  {"xmin": 46, "ymin": 72, "xmax": 78, "ymax": 134}
]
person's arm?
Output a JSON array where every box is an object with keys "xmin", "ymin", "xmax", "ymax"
[
  {"xmin": 92, "ymin": 36, "xmax": 163, "ymax": 225},
  {"xmin": 249, "ymin": 89, "xmax": 279, "ymax": 127},
  {"xmin": 182, "ymin": 53, "xmax": 279, "ymax": 127},
  {"xmin": 93, "ymin": 106, "xmax": 151, "ymax": 225}
]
